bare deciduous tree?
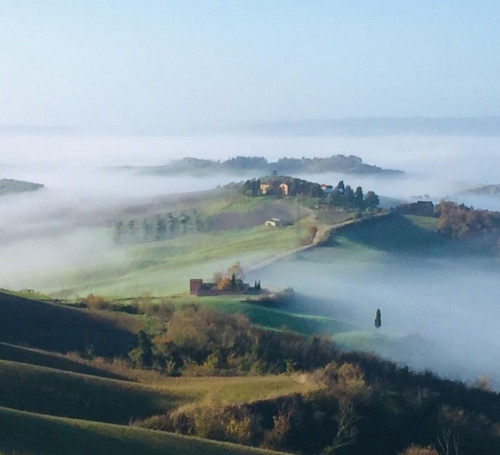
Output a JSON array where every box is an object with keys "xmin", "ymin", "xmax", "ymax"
[
  {"xmin": 322, "ymin": 400, "xmax": 360, "ymax": 454},
  {"xmin": 436, "ymin": 428, "xmax": 460, "ymax": 455}
]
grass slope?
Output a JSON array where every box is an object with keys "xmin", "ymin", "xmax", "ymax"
[
  {"xmin": 0, "ymin": 292, "xmax": 139, "ymax": 356},
  {"xmin": 0, "ymin": 360, "xmax": 193, "ymax": 423},
  {"xmin": 153, "ymin": 294, "xmax": 352, "ymax": 336},
  {"xmin": 0, "ymin": 357, "xmax": 319, "ymax": 423},
  {"xmin": 333, "ymin": 214, "xmax": 443, "ymax": 253},
  {"xmin": 0, "ymin": 407, "xmax": 286, "ymax": 455},
  {"xmin": 204, "ymin": 298, "xmax": 350, "ymax": 335},
  {"xmin": 0, "ymin": 342, "xmax": 124, "ymax": 380},
  {"xmin": 56, "ymin": 225, "xmax": 299, "ymax": 297},
  {"xmin": 154, "ymin": 375, "xmax": 320, "ymax": 404}
]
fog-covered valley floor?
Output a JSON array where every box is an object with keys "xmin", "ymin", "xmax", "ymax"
[
  {"xmin": 247, "ymin": 246, "xmax": 500, "ymax": 388},
  {"xmin": 1, "ymin": 132, "xmax": 500, "ymax": 388}
]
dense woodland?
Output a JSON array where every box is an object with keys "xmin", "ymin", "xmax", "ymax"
[{"xmin": 436, "ymin": 202, "xmax": 500, "ymax": 244}]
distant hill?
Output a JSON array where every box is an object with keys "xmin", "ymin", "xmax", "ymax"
[
  {"xmin": 0, "ymin": 178, "xmax": 44, "ymax": 196},
  {"xmin": 250, "ymin": 116, "xmax": 500, "ymax": 136},
  {"xmin": 138, "ymin": 155, "xmax": 403, "ymax": 176},
  {"xmin": 464, "ymin": 183, "xmax": 500, "ymax": 195}
]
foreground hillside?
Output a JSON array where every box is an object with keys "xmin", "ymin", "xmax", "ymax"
[
  {"xmin": 0, "ymin": 407, "xmax": 284, "ymax": 455},
  {"xmin": 0, "ymin": 290, "xmax": 499, "ymax": 454},
  {"xmin": 0, "ymin": 291, "xmax": 139, "ymax": 356},
  {"xmin": 0, "ymin": 291, "xmax": 317, "ymax": 454},
  {"xmin": 1, "ymin": 204, "xmax": 500, "ymax": 453}
]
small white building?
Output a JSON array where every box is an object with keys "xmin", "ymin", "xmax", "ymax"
[{"xmin": 265, "ymin": 218, "xmax": 282, "ymax": 227}]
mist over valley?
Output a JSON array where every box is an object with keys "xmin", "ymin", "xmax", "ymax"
[
  {"xmin": 3, "ymin": 2, "xmax": 500, "ymax": 452},
  {"xmin": 1, "ymin": 132, "xmax": 500, "ymax": 390}
]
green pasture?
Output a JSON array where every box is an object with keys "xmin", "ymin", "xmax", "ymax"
[
  {"xmin": 152, "ymin": 374, "xmax": 320, "ymax": 404},
  {"xmin": 53, "ymin": 225, "xmax": 299, "ymax": 298},
  {"xmin": 332, "ymin": 214, "xmax": 444, "ymax": 253}
]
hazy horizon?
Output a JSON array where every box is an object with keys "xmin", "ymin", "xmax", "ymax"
[{"xmin": 2, "ymin": 2, "xmax": 500, "ymax": 130}]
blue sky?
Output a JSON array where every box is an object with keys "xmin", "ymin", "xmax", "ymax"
[{"xmin": 1, "ymin": 1, "xmax": 499, "ymax": 129}]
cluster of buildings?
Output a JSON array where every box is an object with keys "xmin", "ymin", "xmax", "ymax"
[
  {"xmin": 189, "ymin": 278, "xmax": 263, "ymax": 297},
  {"xmin": 260, "ymin": 182, "xmax": 289, "ymax": 196}
]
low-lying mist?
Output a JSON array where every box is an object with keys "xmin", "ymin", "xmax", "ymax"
[
  {"xmin": 1, "ymin": 132, "xmax": 500, "ymax": 387},
  {"xmin": 247, "ymin": 249, "xmax": 500, "ymax": 389}
]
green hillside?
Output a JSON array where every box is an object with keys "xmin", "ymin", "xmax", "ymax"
[
  {"xmin": 0, "ymin": 360, "xmax": 193, "ymax": 423},
  {"xmin": 54, "ymin": 225, "xmax": 299, "ymax": 297},
  {"xmin": 190, "ymin": 296, "xmax": 352, "ymax": 335},
  {"xmin": 0, "ymin": 342, "xmax": 124, "ymax": 379},
  {"xmin": 333, "ymin": 214, "xmax": 443, "ymax": 253}
]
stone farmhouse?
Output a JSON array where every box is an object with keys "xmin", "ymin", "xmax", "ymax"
[{"xmin": 189, "ymin": 278, "xmax": 263, "ymax": 297}]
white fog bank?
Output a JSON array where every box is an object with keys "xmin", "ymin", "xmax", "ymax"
[{"xmin": 1, "ymin": 133, "xmax": 500, "ymax": 388}]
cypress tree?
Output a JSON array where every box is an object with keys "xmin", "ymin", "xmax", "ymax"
[{"xmin": 374, "ymin": 309, "xmax": 382, "ymax": 329}]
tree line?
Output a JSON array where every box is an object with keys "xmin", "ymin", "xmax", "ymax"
[
  {"xmin": 436, "ymin": 201, "xmax": 500, "ymax": 241},
  {"xmin": 325, "ymin": 180, "xmax": 379, "ymax": 209},
  {"xmin": 113, "ymin": 210, "xmax": 205, "ymax": 243}
]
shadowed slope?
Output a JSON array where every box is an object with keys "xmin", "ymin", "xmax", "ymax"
[
  {"xmin": 0, "ymin": 292, "xmax": 138, "ymax": 356},
  {"xmin": 0, "ymin": 342, "xmax": 124, "ymax": 379},
  {"xmin": 0, "ymin": 360, "xmax": 194, "ymax": 423},
  {"xmin": 0, "ymin": 406, "xmax": 286, "ymax": 455}
]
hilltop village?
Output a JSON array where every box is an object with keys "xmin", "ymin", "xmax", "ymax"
[{"xmin": 241, "ymin": 175, "xmax": 380, "ymax": 209}]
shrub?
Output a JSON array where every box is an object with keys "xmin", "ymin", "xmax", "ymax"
[
  {"xmin": 398, "ymin": 445, "xmax": 438, "ymax": 455},
  {"xmin": 83, "ymin": 294, "xmax": 110, "ymax": 311}
]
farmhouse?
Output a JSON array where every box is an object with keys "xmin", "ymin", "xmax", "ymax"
[
  {"xmin": 279, "ymin": 182, "xmax": 289, "ymax": 195},
  {"xmin": 259, "ymin": 181, "xmax": 289, "ymax": 196},
  {"xmin": 189, "ymin": 278, "xmax": 262, "ymax": 296},
  {"xmin": 265, "ymin": 218, "xmax": 282, "ymax": 227},
  {"xmin": 260, "ymin": 183, "xmax": 271, "ymax": 194}
]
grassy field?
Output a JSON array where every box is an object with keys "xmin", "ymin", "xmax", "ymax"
[
  {"xmin": 0, "ymin": 344, "xmax": 320, "ymax": 422},
  {"xmin": 0, "ymin": 343, "xmax": 124, "ymax": 379},
  {"xmin": 202, "ymin": 298, "xmax": 351, "ymax": 335},
  {"xmin": 0, "ymin": 407, "xmax": 286, "ymax": 455},
  {"xmin": 53, "ymin": 225, "xmax": 300, "ymax": 298},
  {"xmin": 139, "ymin": 293, "xmax": 352, "ymax": 336},
  {"xmin": 332, "ymin": 214, "xmax": 444, "ymax": 253},
  {"xmin": 0, "ymin": 360, "xmax": 194, "ymax": 423},
  {"xmin": 152, "ymin": 374, "xmax": 320, "ymax": 404}
]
